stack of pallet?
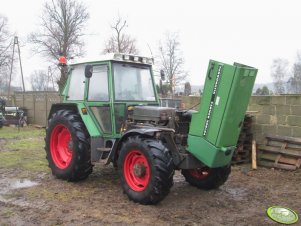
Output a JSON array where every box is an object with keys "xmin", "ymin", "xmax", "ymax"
[
  {"xmin": 232, "ymin": 114, "xmax": 253, "ymax": 164},
  {"xmin": 257, "ymin": 135, "xmax": 301, "ymax": 170}
]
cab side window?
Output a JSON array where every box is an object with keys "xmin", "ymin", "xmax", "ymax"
[
  {"xmin": 67, "ymin": 65, "xmax": 85, "ymax": 100},
  {"xmin": 88, "ymin": 65, "xmax": 109, "ymax": 101}
]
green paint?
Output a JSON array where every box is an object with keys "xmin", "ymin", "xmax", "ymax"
[
  {"xmin": 76, "ymin": 102, "xmax": 101, "ymax": 137},
  {"xmin": 267, "ymin": 206, "xmax": 298, "ymax": 224},
  {"xmin": 188, "ymin": 60, "xmax": 257, "ymax": 167},
  {"xmin": 188, "ymin": 134, "xmax": 235, "ymax": 167}
]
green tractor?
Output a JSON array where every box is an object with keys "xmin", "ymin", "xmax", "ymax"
[{"xmin": 45, "ymin": 53, "xmax": 257, "ymax": 204}]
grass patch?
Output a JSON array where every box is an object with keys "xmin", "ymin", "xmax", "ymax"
[
  {"xmin": 25, "ymin": 183, "xmax": 99, "ymax": 202},
  {"xmin": 0, "ymin": 206, "xmax": 16, "ymax": 218},
  {"xmin": 5, "ymin": 138, "xmax": 44, "ymax": 151},
  {"xmin": 25, "ymin": 187, "xmax": 73, "ymax": 202},
  {"xmin": 0, "ymin": 125, "xmax": 45, "ymax": 139},
  {"xmin": 0, "ymin": 126, "xmax": 48, "ymax": 172},
  {"xmin": 0, "ymin": 145, "xmax": 48, "ymax": 172}
]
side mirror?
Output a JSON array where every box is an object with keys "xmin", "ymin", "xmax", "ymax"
[
  {"xmin": 160, "ymin": 69, "xmax": 165, "ymax": 81},
  {"xmin": 85, "ymin": 65, "xmax": 93, "ymax": 78}
]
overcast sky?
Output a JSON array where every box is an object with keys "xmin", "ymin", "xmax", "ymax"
[{"xmin": 1, "ymin": 0, "xmax": 301, "ymax": 90}]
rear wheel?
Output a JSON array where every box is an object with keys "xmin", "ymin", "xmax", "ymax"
[
  {"xmin": 118, "ymin": 136, "xmax": 174, "ymax": 204},
  {"xmin": 182, "ymin": 165, "xmax": 231, "ymax": 190},
  {"xmin": 45, "ymin": 110, "xmax": 93, "ymax": 181}
]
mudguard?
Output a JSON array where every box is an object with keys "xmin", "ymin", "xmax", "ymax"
[{"xmin": 106, "ymin": 128, "xmax": 162, "ymax": 165}]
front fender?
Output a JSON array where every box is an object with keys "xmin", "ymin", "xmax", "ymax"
[{"xmin": 106, "ymin": 128, "xmax": 162, "ymax": 165}]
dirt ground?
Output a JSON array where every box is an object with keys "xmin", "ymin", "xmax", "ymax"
[{"xmin": 0, "ymin": 127, "xmax": 300, "ymax": 226}]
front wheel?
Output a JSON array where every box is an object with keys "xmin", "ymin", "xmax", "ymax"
[
  {"xmin": 45, "ymin": 110, "xmax": 93, "ymax": 181},
  {"xmin": 118, "ymin": 136, "xmax": 174, "ymax": 205},
  {"xmin": 182, "ymin": 165, "xmax": 231, "ymax": 190}
]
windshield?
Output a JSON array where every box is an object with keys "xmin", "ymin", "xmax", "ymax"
[{"xmin": 113, "ymin": 63, "xmax": 156, "ymax": 101}]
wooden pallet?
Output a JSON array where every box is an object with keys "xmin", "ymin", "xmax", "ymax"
[
  {"xmin": 232, "ymin": 115, "xmax": 253, "ymax": 164},
  {"xmin": 257, "ymin": 135, "xmax": 301, "ymax": 170}
]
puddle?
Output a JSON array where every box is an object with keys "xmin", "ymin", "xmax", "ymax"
[
  {"xmin": 224, "ymin": 187, "xmax": 248, "ymax": 201},
  {"xmin": 0, "ymin": 178, "xmax": 46, "ymax": 210},
  {"xmin": 11, "ymin": 179, "xmax": 38, "ymax": 189},
  {"xmin": 0, "ymin": 178, "xmax": 39, "ymax": 194}
]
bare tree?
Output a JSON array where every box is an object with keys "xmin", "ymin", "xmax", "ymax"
[
  {"xmin": 287, "ymin": 52, "xmax": 301, "ymax": 94},
  {"xmin": 0, "ymin": 15, "xmax": 11, "ymax": 66},
  {"xmin": 103, "ymin": 16, "xmax": 139, "ymax": 54},
  {"xmin": 271, "ymin": 58, "xmax": 289, "ymax": 94},
  {"xmin": 29, "ymin": 0, "xmax": 89, "ymax": 91},
  {"xmin": 158, "ymin": 32, "xmax": 187, "ymax": 95},
  {"xmin": 30, "ymin": 70, "xmax": 50, "ymax": 91},
  {"xmin": 0, "ymin": 15, "xmax": 12, "ymax": 92}
]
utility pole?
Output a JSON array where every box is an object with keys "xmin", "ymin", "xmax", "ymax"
[
  {"xmin": 7, "ymin": 37, "xmax": 16, "ymax": 99},
  {"xmin": 16, "ymin": 37, "xmax": 25, "ymax": 92},
  {"xmin": 7, "ymin": 36, "xmax": 25, "ymax": 99}
]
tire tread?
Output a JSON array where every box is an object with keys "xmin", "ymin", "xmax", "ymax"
[{"xmin": 45, "ymin": 110, "xmax": 93, "ymax": 181}]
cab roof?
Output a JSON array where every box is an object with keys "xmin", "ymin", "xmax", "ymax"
[{"xmin": 69, "ymin": 53, "xmax": 153, "ymax": 66}]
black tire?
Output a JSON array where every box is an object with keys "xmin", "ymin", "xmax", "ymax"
[
  {"xmin": 182, "ymin": 165, "xmax": 231, "ymax": 190},
  {"xmin": 118, "ymin": 136, "xmax": 174, "ymax": 205},
  {"xmin": 19, "ymin": 117, "xmax": 26, "ymax": 127},
  {"xmin": 45, "ymin": 110, "xmax": 93, "ymax": 181}
]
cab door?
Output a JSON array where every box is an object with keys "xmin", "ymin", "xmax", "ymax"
[{"xmin": 84, "ymin": 64, "xmax": 113, "ymax": 136}]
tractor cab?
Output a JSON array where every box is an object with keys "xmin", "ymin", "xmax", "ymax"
[{"xmin": 59, "ymin": 53, "xmax": 159, "ymax": 137}]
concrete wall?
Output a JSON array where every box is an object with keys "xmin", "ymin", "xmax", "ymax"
[
  {"xmin": 181, "ymin": 95, "xmax": 301, "ymax": 144},
  {"xmin": 248, "ymin": 95, "xmax": 301, "ymax": 143},
  {"xmin": 181, "ymin": 96, "xmax": 200, "ymax": 110},
  {"xmin": 13, "ymin": 91, "xmax": 62, "ymax": 126}
]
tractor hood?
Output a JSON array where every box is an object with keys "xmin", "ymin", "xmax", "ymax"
[{"xmin": 132, "ymin": 106, "xmax": 175, "ymax": 124}]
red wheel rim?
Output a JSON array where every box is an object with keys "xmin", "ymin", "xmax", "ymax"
[
  {"xmin": 123, "ymin": 149, "xmax": 150, "ymax": 192},
  {"xmin": 189, "ymin": 167, "xmax": 210, "ymax": 180},
  {"xmin": 50, "ymin": 124, "xmax": 73, "ymax": 169}
]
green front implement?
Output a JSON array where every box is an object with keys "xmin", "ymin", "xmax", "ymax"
[{"xmin": 188, "ymin": 60, "xmax": 258, "ymax": 168}]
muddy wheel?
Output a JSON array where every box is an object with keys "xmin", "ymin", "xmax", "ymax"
[
  {"xmin": 118, "ymin": 136, "xmax": 174, "ymax": 205},
  {"xmin": 182, "ymin": 165, "xmax": 231, "ymax": 190},
  {"xmin": 45, "ymin": 110, "xmax": 93, "ymax": 181}
]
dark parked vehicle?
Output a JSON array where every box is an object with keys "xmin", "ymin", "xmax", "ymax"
[{"xmin": 0, "ymin": 98, "xmax": 27, "ymax": 127}]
